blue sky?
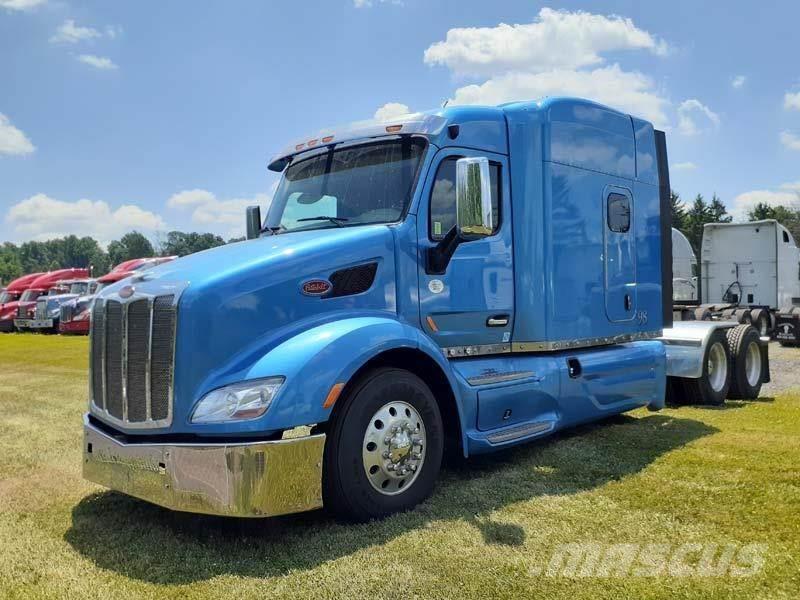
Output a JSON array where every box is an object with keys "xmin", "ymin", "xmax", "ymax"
[{"xmin": 1, "ymin": 0, "xmax": 799, "ymax": 245}]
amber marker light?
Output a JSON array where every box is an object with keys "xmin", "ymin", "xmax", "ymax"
[
  {"xmin": 426, "ymin": 316, "xmax": 439, "ymax": 332},
  {"xmin": 322, "ymin": 135, "xmax": 335, "ymax": 143},
  {"xmin": 385, "ymin": 125, "xmax": 403, "ymax": 133},
  {"xmin": 323, "ymin": 382, "xmax": 345, "ymax": 409}
]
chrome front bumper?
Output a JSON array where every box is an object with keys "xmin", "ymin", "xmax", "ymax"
[{"xmin": 82, "ymin": 415, "xmax": 325, "ymax": 518}]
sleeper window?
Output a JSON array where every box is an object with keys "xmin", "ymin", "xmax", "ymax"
[
  {"xmin": 430, "ymin": 157, "xmax": 501, "ymax": 240},
  {"xmin": 607, "ymin": 193, "xmax": 631, "ymax": 233}
]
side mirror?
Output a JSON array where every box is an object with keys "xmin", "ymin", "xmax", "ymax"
[
  {"xmin": 455, "ymin": 157, "xmax": 493, "ymax": 239},
  {"xmin": 426, "ymin": 156, "xmax": 493, "ymax": 275},
  {"xmin": 246, "ymin": 205, "xmax": 262, "ymax": 240}
]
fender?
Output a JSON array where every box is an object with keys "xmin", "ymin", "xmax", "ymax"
[{"xmin": 216, "ymin": 317, "xmax": 468, "ymax": 445}]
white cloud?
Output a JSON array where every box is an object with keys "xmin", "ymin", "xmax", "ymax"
[
  {"xmin": 780, "ymin": 131, "xmax": 800, "ymax": 151},
  {"xmin": 424, "ymin": 8, "xmax": 667, "ymax": 78},
  {"xmin": 50, "ymin": 20, "xmax": 102, "ymax": 44},
  {"xmin": 0, "ymin": 113, "xmax": 35, "ymax": 156},
  {"xmin": 784, "ymin": 91, "xmax": 800, "ymax": 111},
  {"xmin": 677, "ymin": 99, "xmax": 719, "ymax": 136},
  {"xmin": 77, "ymin": 54, "xmax": 118, "ymax": 70},
  {"xmin": 449, "ymin": 64, "xmax": 669, "ymax": 128},
  {"xmin": 168, "ymin": 189, "xmax": 272, "ymax": 240},
  {"xmin": 780, "ymin": 181, "xmax": 800, "ymax": 192},
  {"xmin": 731, "ymin": 75, "xmax": 746, "ymax": 89},
  {"xmin": 374, "ymin": 102, "xmax": 411, "ymax": 122},
  {"xmin": 672, "ymin": 162, "xmax": 697, "ymax": 171},
  {"xmin": 729, "ymin": 188, "xmax": 800, "ymax": 221},
  {"xmin": 5, "ymin": 194, "xmax": 166, "ymax": 245},
  {"xmin": 0, "ymin": 0, "xmax": 45, "ymax": 11}
]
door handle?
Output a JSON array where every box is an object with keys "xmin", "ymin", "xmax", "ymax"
[
  {"xmin": 486, "ymin": 315, "xmax": 509, "ymax": 327},
  {"xmin": 624, "ymin": 294, "xmax": 632, "ymax": 311}
]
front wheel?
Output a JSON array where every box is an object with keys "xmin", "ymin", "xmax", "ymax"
[{"xmin": 322, "ymin": 368, "xmax": 443, "ymax": 522}]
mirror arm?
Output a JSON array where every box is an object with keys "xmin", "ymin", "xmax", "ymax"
[{"xmin": 426, "ymin": 226, "xmax": 462, "ymax": 275}]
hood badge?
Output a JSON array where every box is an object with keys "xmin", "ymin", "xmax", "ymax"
[
  {"xmin": 302, "ymin": 279, "xmax": 332, "ymax": 297},
  {"xmin": 119, "ymin": 285, "xmax": 135, "ymax": 299}
]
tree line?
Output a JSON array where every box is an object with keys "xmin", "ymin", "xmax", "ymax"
[
  {"xmin": 0, "ymin": 230, "xmax": 244, "ymax": 285},
  {"xmin": 671, "ymin": 192, "xmax": 800, "ymax": 257}
]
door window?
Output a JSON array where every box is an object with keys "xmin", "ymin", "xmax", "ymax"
[
  {"xmin": 429, "ymin": 157, "xmax": 501, "ymax": 240},
  {"xmin": 607, "ymin": 193, "xmax": 631, "ymax": 233}
]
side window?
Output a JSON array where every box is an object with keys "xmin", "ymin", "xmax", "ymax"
[
  {"xmin": 783, "ymin": 230, "xmax": 790, "ymax": 244},
  {"xmin": 607, "ymin": 192, "xmax": 631, "ymax": 233},
  {"xmin": 430, "ymin": 157, "xmax": 501, "ymax": 240}
]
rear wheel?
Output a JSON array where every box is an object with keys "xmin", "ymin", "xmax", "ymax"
[
  {"xmin": 678, "ymin": 329, "xmax": 731, "ymax": 405},
  {"xmin": 750, "ymin": 308, "xmax": 770, "ymax": 337},
  {"xmin": 726, "ymin": 325, "xmax": 763, "ymax": 399},
  {"xmin": 323, "ymin": 368, "xmax": 443, "ymax": 522},
  {"xmin": 735, "ymin": 308, "xmax": 752, "ymax": 325}
]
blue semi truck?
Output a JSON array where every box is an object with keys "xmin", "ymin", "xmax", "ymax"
[{"xmin": 83, "ymin": 98, "xmax": 768, "ymax": 521}]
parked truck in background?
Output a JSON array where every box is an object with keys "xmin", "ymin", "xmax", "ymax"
[
  {"xmin": 59, "ymin": 257, "xmax": 177, "ymax": 335},
  {"xmin": 672, "ymin": 228, "xmax": 698, "ymax": 303},
  {"xmin": 82, "ymin": 98, "xmax": 768, "ymax": 522},
  {"xmin": 12, "ymin": 269, "xmax": 89, "ymax": 332},
  {"xmin": 0, "ymin": 272, "xmax": 45, "ymax": 332},
  {"xmin": 24, "ymin": 278, "xmax": 98, "ymax": 333}
]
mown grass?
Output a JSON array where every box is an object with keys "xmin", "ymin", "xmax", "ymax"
[{"xmin": 0, "ymin": 333, "xmax": 798, "ymax": 598}]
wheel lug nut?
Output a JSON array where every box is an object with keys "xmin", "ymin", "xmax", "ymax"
[
  {"xmin": 387, "ymin": 464, "xmax": 396, "ymax": 471},
  {"xmin": 382, "ymin": 451, "xmax": 390, "ymax": 458},
  {"xmin": 410, "ymin": 464, "xmax": 417, "ymax": 471},
  {"xmin": 384, "ymin": 436, "xmax": 391, "ymax": 444}
]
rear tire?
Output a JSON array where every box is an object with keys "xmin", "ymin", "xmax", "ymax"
[
  {"xmin": 750, "ymin": 309, "xmax": 770, "ymax": 337},
  {"xmin": 322, "ymin": 367, "xmax": 443, "ymax": 522},
  {"xmin": 678, "ymin": 329, "xmax": 731, "ymax": 405},
  {"xmin": 726, "ymin": 325, "xmax": 763, "ymax": 399}
]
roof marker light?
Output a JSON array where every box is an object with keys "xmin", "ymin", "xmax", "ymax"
[
  {"xmin": 295, "ymin": 143, "xmax": 305, "ymax": 151},
  {"xmin": 385, "ymin": 125, "xmax": 403, "ymax": 133},
  {"xmin": 307, "ymin": 138, "xmax": 319, "ymax": 147},
  {"xmin": 322, "ymin": 135, "xmax": 334, "ymax": 143}
]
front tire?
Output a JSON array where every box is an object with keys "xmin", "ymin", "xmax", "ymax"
[{"xmin": 322, "ymin": 368, "xmax": 443, "ymax": 522}]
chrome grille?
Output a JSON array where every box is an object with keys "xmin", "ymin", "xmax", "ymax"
[
  {"xmin": 60, "ymin": 304, "xmax": 74, "ymax": 323},
  {"xmin": 16, "ymin": 305, "xmax": 25, "ymax": 318},
  {"xmin": 90, "ymin": 294, "xmax": 177, "ymax": 428},
  {"xmin": 35, "ymin": 299, "xmax": 47, "ymax": 320}
]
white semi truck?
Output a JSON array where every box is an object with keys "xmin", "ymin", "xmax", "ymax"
[{"xmin": 672, "ymin": 228, "xmax": 698, "ymax": 303}]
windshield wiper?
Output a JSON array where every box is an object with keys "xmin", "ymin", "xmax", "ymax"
[{"xmin": 296, "ymin": 216, "xmax": 349, "ymax": 227}]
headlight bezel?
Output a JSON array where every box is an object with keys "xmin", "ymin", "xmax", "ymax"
[{"xmin": 190, "ymin": 377, "xmax": 285, "ymax": 424}]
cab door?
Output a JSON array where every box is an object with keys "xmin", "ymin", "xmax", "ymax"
[
  {"xmin": 604, "ymin": 185, "xmax": 637, "ymax": 322},
  {"xmin": 417, "ymin": 148, "xmax": 514, "ymax": 349}
]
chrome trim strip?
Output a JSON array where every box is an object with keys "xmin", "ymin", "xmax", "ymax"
[
  {"xmin": 511, "ymin": 330, "xmax": 662, "ymax": 353},
  {"xmin": 82, "ymin": 415, "xmax": 325, "ymax": 518},
  {"xmin": 100, "ymin": 300, "xmax": 107, "ymax": 411},
  {"xmin": 442, "ymin": 343, "xmax": 511, "ymax": 358},
  {"xmin": 467, "ymin": 370, "xmax": 536, "ymax": 386},
  {"xmin": 145, "ymin": 297, "xmax": 153, "ymax": 421},
  {"xmin": 121, "ymin": 302, "xmax": 129, "ymax": 422}
]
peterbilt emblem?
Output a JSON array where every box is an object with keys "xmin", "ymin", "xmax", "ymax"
[
  {"xmin": 302, "ymin": 279, "xmax": 331, "ymax": 296},
  {"xmin": 119, "ymin": 285, "xmax": 135, "ymax": 299}
]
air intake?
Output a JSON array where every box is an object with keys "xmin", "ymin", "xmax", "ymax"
[{"xmin": 329, "ymin": 262, "xmax": 378, "ymax": 298}]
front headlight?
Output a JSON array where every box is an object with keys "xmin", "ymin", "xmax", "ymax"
[{"xmin": 190, "ymin": 377, "xmax": 284, "ymax": 423}]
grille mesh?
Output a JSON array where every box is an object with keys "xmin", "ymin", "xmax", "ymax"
[
  {"xmin": 90, "ymin": 294, "xmax": 176, "ymax": 426},
  {"xmin": 126, "ymin": 299, "xmax": 150, "ymax": 422},
  {"xmin": 329, "ymin": 262, "xmax": 378, "ymax": 298},
  {"xmin": 150, "ymin": 295, "xmax": 176, "ymax": 421},
  {"xmin": 90, "ymin": 301, "xmax": 105, "ymax": 406},
  {"xmin": 104, "ymin": 300, "xmax": 124, "ymax": 419},
  {"xmin": 35, "ymin": 300, "xmax": 47, "ymax": 320},
  {"xmin": 60, "ymin": 304, "xmax": 74, "ymax": 323}
]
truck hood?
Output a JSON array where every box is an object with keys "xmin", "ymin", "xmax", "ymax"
[{"xmin": 98, "ymin": 224, "xmax": 399, "ymax": 425}]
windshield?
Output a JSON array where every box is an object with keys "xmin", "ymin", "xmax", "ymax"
[
  {"xmin": 69, "ymin": 282, "xmax": 89, "ymax": 295},
  {"xmin": 20, "ymin": 290, "xmax": 43, "ymax": 302},
  {"xmin": 0, "ymin": 291, "xmax": 19, "ymax": 304},
  {"xmin": 266, "ymin": 138, "xmax": 426, "ymax": 233}
]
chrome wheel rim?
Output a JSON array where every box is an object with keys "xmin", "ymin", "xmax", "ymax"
[
  {"xmin": 362, "ymin": 401, "xmax": 426, "ymax": 495},
  {"xmin": 707, "ymin": 342, "xmax": 728, "ymax": 393},
  {"xmin": 759, "ymin": 317, "xmax": 768, "ymax": 336},
  {"xmin": 745, "ymin": 341, "xmax": 761, "ymax": 387}
]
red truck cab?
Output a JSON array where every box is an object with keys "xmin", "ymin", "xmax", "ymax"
[
  {"xmin": 0, "ymin": 272, "xmax": 45, "ymax": 332},
  {"xmin": 12, "ymin": 269, "xmax": 89, "ymax": 331}
]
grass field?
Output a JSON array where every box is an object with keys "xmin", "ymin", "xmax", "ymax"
[{"xmin": 0, "ymin": 333, "xmax": 798, "ymax": 599}]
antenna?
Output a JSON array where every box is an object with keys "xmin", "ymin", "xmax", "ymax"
[{"xmin": 441, "ymin": 99, "xmax": 449, "ymax": 108}]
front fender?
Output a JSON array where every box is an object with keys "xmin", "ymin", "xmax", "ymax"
[{"xmin": 241, "ymin": 317, "xmax": 464, "ymax": 434}]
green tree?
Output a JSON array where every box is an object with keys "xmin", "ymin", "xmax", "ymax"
[
  {"xmin": 708, "ymin": 193, "xmax": 732, "ymax": 223},
  {"xmin": 107, "ymin": 231, "xmax": 155, "ymax": 267},
  {"xmin": 160, "ymin": 231, "xmax": 226, "ymax": 257},
  {"xmin": 684, "ymin": 194, "xmax": 710, "ymax": 256},
  {"xmin": 670, "ymin": 189, "xmax": 687, "ymax": 231}
]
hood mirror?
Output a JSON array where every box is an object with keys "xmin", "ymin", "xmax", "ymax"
[{"xmin": 246, "ymin": 206, "xmax": 262, "ymax": 240}]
